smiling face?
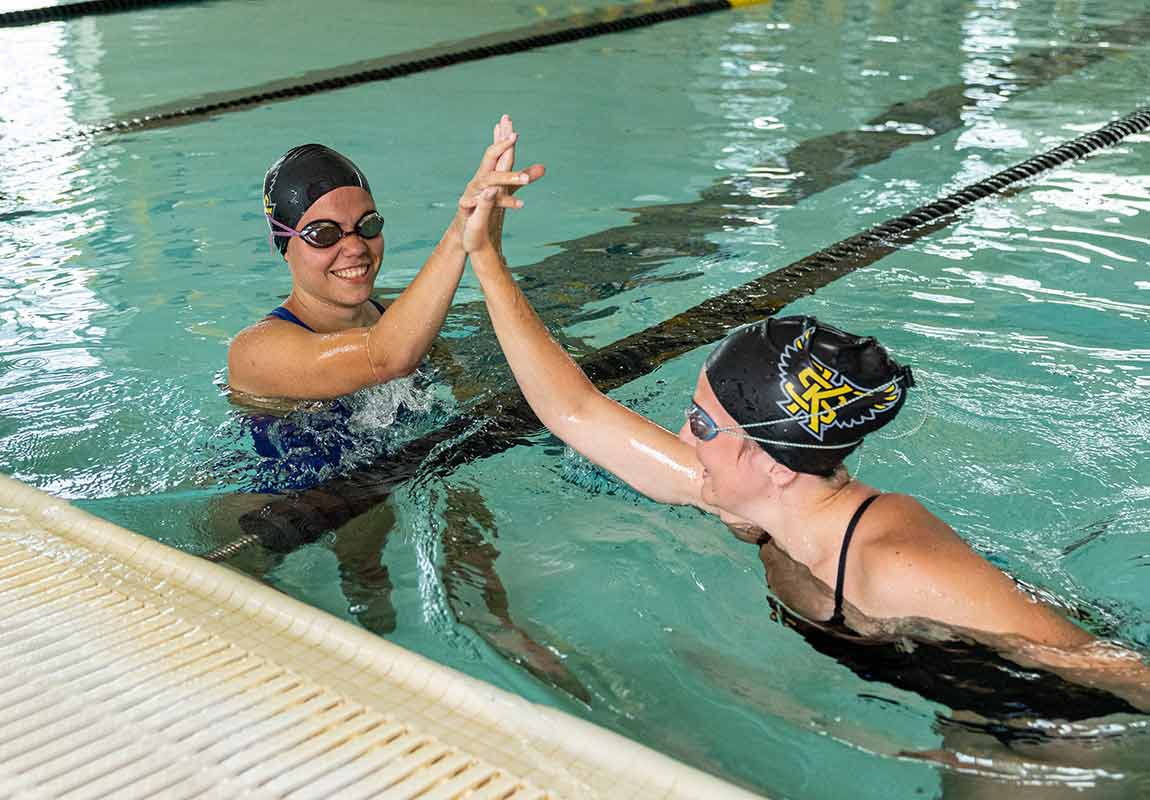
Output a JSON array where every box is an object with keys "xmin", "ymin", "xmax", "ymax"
[
  {"xmin": 678, "ymin": 367, "xmax": 778, "ymax": 520},
  {"xmin": 284, "ymin": 186, "xmax": 383, "ymax": 310}
]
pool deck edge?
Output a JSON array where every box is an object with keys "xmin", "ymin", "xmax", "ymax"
[{"xmin": 0, "ymin": 473, "xmax": 764, "ymax": 800}]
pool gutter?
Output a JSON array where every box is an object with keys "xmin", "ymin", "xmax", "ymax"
[{"xmin": 0, "ymin": 473, "xmax": 763, "ymax": 799}]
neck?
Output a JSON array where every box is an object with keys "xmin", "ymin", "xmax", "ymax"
[
  {"xmin": 284, "ymin": 290, "xmax": 374, "ymax": 332},
  {"xmin": 746, "ymin": 469, "xmax": 873, "ymax": 566}
]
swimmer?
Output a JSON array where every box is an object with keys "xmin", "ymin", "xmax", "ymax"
[
  {"xmin": 459, "ymin": 183, "xmax": 1150, "ymax": 713},
  {"xmin": 227, "ymin": 115, "xmax": 544, "ymax": 401},
  {"xmin": 216, "ymin": 120, "xmax": 587, "ymax": 700}
]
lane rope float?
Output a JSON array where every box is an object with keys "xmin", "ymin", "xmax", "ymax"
[
  {"xmin": 0, "ymin": 0, "xmax": 213, "ymax": 28},
  {"xmin": 204, "ymin": 106, "xmax": 1150, "ymax": 561},
  {"xmin": 70, "ymin": 0, "xmax": 772, "ymax": 138}
]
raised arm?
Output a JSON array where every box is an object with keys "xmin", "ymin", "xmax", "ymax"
[
  {"xmin": 462, "ymin": 186, "xmax": 710, "ymax": 509},
  {"xmin": 229, "ymin": 122, "xmax": 542, "ymax": 401},
  {"xmin": 377, "ymin": 116, "xmax": 545, "ymax": 377}
]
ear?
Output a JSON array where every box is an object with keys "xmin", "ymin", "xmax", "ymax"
[
  {"xmin": 765, "ymin": 454, "xmax": 799, "ymax": 489},
  {"xmin": 741, "ymin": 441, "xmax": 798, "ymax": 487}
]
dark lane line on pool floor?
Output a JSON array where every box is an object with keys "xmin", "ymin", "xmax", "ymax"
[
  {"xmin": 66, "ymin": 0, "xmax": 765, "ymax": 138},
  {"xmin": 217, "ymin": 107, "xmax": 1150, "ymax": 559},
  {"xmin": 427, "ymin": 8, "xmax": 1150, "ymax": 397}
]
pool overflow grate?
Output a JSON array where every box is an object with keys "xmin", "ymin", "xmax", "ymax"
[
  {"xmin": 2, "ymin": 474, "xmax": 764, "ymax": 799},
  {"xmin": 212, "ymin": 106, "xmax": 1150, "ymax": 560},
  {"xmin": 61, "ymin": 0, "xmax": 767, "ymax": 138},
  {"xmin": 0, "ymin": 539, "xmax": 550, "ymax": 799},
  {"xmin": 0, "ymin": 0, "xmax": 217, "ymax": 28}
]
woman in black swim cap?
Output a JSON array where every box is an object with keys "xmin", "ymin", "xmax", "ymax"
[
  {"xmin": 702, "ymin": 315, "xmax": 914, "ymax": 477},
  {"xmin": 228, "ymin": 115, "xmax": 544, "ymax": 401},
  {"xmin": 454, "ymin": 185, "xmax": 1150, "ymax": 713}
]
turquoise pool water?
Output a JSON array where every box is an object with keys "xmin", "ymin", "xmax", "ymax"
[{"xmin": 2, "ymin": 1, "xmax": 1149, "ymax": 797}]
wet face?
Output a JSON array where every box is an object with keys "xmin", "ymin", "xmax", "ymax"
[
  {"xmin": 284, "ymin": 186, "xmax": 383, "ymax": 309},
  {"xmin": 678, "ymin": 368, "xmax": 774, "ymax": 518}
]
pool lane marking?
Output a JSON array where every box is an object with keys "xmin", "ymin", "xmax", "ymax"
[
  {"xmin": 224, "ymin": 107, "xmax": 1150, "ymax": 557},
  {"xmin": 429, "ymin": 8, "xmax": 1150, "ymax": 395},
  {"xmin": 217, "ymin": 6, "xmax": 1150, "ymax": 549},
  {"xmin": 68, "ymin": 0, "xmax": 771, "ymax": 138},
  {"xmin": 0, "ymin": 0, "xmax": 215, "ymax": 28}
]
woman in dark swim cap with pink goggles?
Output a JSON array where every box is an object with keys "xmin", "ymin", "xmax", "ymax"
[{"xmin": 227, "ymin": 115, "xmax": 544, "ymax": 403}]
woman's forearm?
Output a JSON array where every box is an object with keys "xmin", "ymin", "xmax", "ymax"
[
  {"xmin": 1004, "ymin": 637, "xmax": 1150, "ymax": 713},
  {"xmin": 490, "ymin": 207, "xmax": 506, "ymax": 260},
  {"xmin": 459, "ymin": 185, "xmax": 706, "ymax": 508},
  {"xmin": 469, "ymin": 245, "xmax": 598, "ymax": 429},
  {"xmin": 367, "ymin": 218, "xmax": 467, "ymax": 377}
]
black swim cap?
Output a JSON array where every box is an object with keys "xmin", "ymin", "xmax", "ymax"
[
  {"xmin": 263, "ymin": 144, "xmax": 371, "ymax": 257},
  {"xmin": 704, "ymin": 315, "xmax": 914, "ymax": 476}
]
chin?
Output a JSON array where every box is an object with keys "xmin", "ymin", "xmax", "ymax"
[
  {"xmin": 330, "ymin": 280, "xmax": 375, "ymax": 303},
  {"xmin": 726, "ymin": 523, "xmax": 763, "ymax": 544},
  {"xmin": 701, "ymin": 483, "xmax": 718, "ymax": 507},
  {"xmin": 718, "ymin": 506, "xmax": 753, "ymax": 527}
]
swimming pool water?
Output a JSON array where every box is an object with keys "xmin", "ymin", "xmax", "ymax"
[{"xmin": 2, "ymin": 1, "xmax": 1149, "ymax": 797}]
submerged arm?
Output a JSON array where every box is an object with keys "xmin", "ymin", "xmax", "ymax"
[{"xmin": 862, "ymin": 500, "xmax": 1150, "ymax": 710}]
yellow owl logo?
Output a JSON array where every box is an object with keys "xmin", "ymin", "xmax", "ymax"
[{"xmin": 777, "ymin": 330, "xmax": 900, "ymax": 440}]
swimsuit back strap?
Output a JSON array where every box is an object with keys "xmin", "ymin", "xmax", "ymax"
[
  {"xmin": 829, "ymin": 494, "xmax": 881, "ymax": 626},
  {"xmin": 368, "ymin": 298, "xmax": 386, "ymax": 315}
]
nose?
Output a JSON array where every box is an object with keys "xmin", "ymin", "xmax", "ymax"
[
  {"xmin": 678, "ymin": 419, "xmax": 695, "ymax": 446},
  {"xmin": 339, "ymin": 230, "xmax": 372, "ymax": 257}
]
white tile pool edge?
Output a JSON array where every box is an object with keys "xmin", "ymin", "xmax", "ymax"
[{"xmin": 0, "ymin": 473, "xmax": 764, "ymax": 799}]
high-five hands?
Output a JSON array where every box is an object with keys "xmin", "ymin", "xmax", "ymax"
[
  {"xmin": 458, "ymin": 115, "xmax": 544, "ymax": 252},
  {"xmin": 462, "ymin": 186, "xmax": 500, "ymax": 254}
]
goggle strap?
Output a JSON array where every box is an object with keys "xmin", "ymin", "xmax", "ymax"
[
  {"xmin": 267, "ymin": 216, "xmax": 301, "ymax": 237},
  {"xmin": 688, "ymin": 371, "xmax": 914, "ymax": 449},
  {"xmin": 736, "ymin": 372, "xmax": 913, "ymax": 431},
  {"xmin": 745, "ymin": 436, "xmax": 861, "ymax": 450}
]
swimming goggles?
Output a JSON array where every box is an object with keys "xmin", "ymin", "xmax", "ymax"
[
  {"xmin": 268, "ymin": 210, "xmax": 384, "ymax": 250},
  {"xmin": 685, "ymin": 401, "xmax": 862, "ymax": 451},
  {"xmin": 686, "ymin": 402, "xmax": 771, "ymax": 444}
]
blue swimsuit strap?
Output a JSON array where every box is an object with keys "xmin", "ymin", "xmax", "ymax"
[
  {"xmin": 267, "ymin": 306, "xmax": 314, "ymax": 331},
  {"xmin": 266, "ymin": 298, "xmax": 386, "ymax": 333},
  {"xmin": 828, "ymin": 494, "xmax": 881, "ymax": 627}
]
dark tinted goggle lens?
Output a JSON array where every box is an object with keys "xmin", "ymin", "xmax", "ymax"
[
  {"xmin": 300, "ymin": 223, "xmax": 343, "ymax": 247},
  {"xmin": 299, "ymin": 212, "xmax": 385, "ymax": 248},
  {"xmin": 357, "ymin": 211, "xmax": 385, "ymax": 238},
  {"xmin": 686, "ymin": 403, "xmax": 718, "ymax": 441}
]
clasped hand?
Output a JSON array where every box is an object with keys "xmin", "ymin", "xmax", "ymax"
[{"xmin": 460, "ymin": 115, "xmax": 544, "ymax": 254}]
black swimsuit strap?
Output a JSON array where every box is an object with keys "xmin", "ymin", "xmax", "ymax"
[{"xmin": 829, "ymin": 494, "xmax": 881, "ymax": 626}]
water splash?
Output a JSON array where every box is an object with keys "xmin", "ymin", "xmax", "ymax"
[
  {"xmin": 401, "ymin": 481, "xmax": 482, "ymax": 662},
  {"xmin": 347, "ymin": 373, "xmax": 438, "ymax": 432}
]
